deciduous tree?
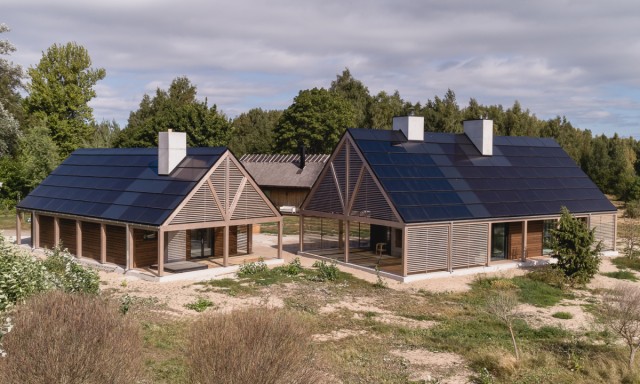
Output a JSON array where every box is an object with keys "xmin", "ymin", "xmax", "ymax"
[
  {"xmin": 0, "ymin": 24, "xmax": 23, "ymax": 123},
  {"xmin": 228, "ymin": 108, "xmax": 281, "ymax": 156},
  {"xmin": 23, "ymin": 42, "xmax": 105, "ymax": 157}
]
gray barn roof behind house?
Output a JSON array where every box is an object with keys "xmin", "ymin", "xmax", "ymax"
[
  {"xmin": 240, "ymin": 153, "xmax": 329, "ymax": 188},
  {"xmin": 348, "ymin": 128, "xmax": 616, "ymax": 223},
  {"xmin": 17, "ymin": 147, "xmax": 226, "ymax": 226}
]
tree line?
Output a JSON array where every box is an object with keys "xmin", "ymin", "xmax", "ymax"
[{"xmin": 1, "ymin": 24, "xmax": 639, "ymax": 211}]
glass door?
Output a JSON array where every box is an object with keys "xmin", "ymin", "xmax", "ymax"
[
  {"xmin": 190, "ymin": 229, "xmax": 214, "ymax": 259},
  {"xmin": 491, "ymin": 223, "xmax": 508, "ymax": 260}
]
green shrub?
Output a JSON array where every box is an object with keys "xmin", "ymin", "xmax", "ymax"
[
  {"xmin": 237, "ymin": 259, "xmax": 268, "ymax": 277},
  {"xmin": 42, "ymin": 246, "xmax": 99, "ymax": 294},
  {"xmin": 310, "ymin": 260, "xmax": 339, "ymax": 282},
  {"xmin": 552, "ymin": 311, "xmax": 573, "ymax": 319},
  {"xmin": 625, "ymin": 200, "xmax": 640, "ymax": 219},
  {"xmin": 512, "ymin": 276, "xmax": 566, "ymax": 307},
  {"xmin": 186, "ymin": 308, "xmax": 322, "ymax": 383},
  {"xmin": 0, "ymin": 234, "xmax": 51, "ymax": 311},
  {"xmin": 612, "ymin": 256, "xmax": 640, "ymax": 272},
  {"xmin": 526, "ymin": 266, "xmax": 568, "ymax": 289},
  {"xmin": 275, "ymin": 257, "xmax": 303, "ymax": 276},
  {"xmin": 602, "ymin": 270, "xmax": 638, "ymax": 281},
  {"xmin": 185, "ymin": 297, "xmax": 215, "ymax": 312},
  {"xmin": 0, "ymin": 291, "xmax": 143, "ymax": 383}
]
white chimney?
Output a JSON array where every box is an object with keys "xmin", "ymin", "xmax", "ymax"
[
  {"xmin": 158, "ymin": 130, "xmax": 187, "ymax": 175},
  {"xmin": 393, "ymin": 115, "xmax": 424, "ymax": 141},
  {"xmin": 464, "ymin": 119, "xmax": 493, "ymax": 156}
]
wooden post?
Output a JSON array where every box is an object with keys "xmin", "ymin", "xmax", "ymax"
[
  {"xmin": 277, "ymin": 219, "xmax": 283, "ymax": 259},
  {"xmin": 338, "ymin": 219, "xmax": 344, "ymax": 249},
  {"xmin": 125, "ymin": 225, "xmax": 132, "ymax": 270},
  {"xmin": 33, "ymin": 212, "xmax": 40, "ymax": 249},
  {"xmin": 299, "ymin": 215, "xmax": 304, "ymax": 253},
  {"xmin": 486, "ymin": 223, "xmax": 491, "ymax": 267},
  {"xmin": 76, "ymin": 220, "xmax": 82, "ymax": 258},
  {"xmin": 403, "ymin": 226, "xmax": 409, "ymax": 277},
  {"xmin": 223, "ymin": 225, "xmax": 229, "ymax": 267},
  {"xmin": 344, "ymin": 220, "xmax": 350, "ymax": 263},
  {"xmin": 53, "ymin": 216, "xmax": 60, "ymax": 248},
  {"xmin": 522, "ymin": 220, "xmax": 528, "ymax": 261},
  {"xmin": 247, "ymin": 224, "xmax": 253, "ymax": 254},
  {"xmin": 100, "ymin": 224, "xmax": 107, "ymax": 264},
  {"xmin": 15, "ymin": 212, "xmax": 21, "ymax": 245},
  {"xmin": 158, "ymin": 229, "xmax": 165, "ymax": 277}
]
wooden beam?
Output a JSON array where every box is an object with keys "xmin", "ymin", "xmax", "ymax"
[
  {"xmin": 522, "ymin": 220, "xmax": 528, "ymax": 261},
  {"xmin": 299, "ymin": 215, "xmax": 304, "ymax": 253},
  {"xmin": 100, "ymin": 223, "xmax": 106, "ymax": 264},
  {"xmin": 125, "ymin": 224, "xmax": 132, "ymax": 270},
  {"xmin": 247, "ymin": 224, "xmax": 253, "ymax": 254},
  {"xmin": 223, "ymin": 225, "xmax": 229, "ymax": 267},
  {"xmin": 15, "ymin": 212, "xmax": 21, "ymax": 245},
  {"xmin": 344, "ymin": 220, "xmax": 350, "ymax": 263},
  {"xmin": 33, "ymin": 212, "xmax": 39, "ymax": 249},
  {"xmin": 228, "ymin": 177, "xmax": 248, "ymax": 218},
  {"xmin": 158, "ymin": 229, "xmax": 165, "ymax": 277},
  {"xmin": 403, "ymin": 226, "xmax": 409, "ymax": 277},
  {"xmin": 277, "ymin": 219, "xmax": 283, "ymax": 259},
  {"xmin": 53, "ymin": 216, "xmax": 60, "ymax": 248},
  {"xmin": 76, "ymin": 220, "xmax": 82, "ymax": 258}
]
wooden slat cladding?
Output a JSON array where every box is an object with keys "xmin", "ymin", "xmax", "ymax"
[
  {"xmin": 508, "ymin": 222, "xmax": 522, "ymax": 260},
  {"xmin": 526, "ymin": 221, "xmax": 544, "ymax": 257},
  {"xmin": 167, "ymin": 231, "xmax": 186, "ymax": 262},
  {"xmin": 237, "ymin": 225, "xmax": 248, "ymax": 254},
  {"xmin": 39, "ymin": 215, "xmax": 55, "ymax": 249},
  {"xmin": 348, "ymin": 142, "xmax": 362, "ymax": 199},
  {"xmin": 231, "ymin": 184, "xmax": 277, "ymax": 220},
  {"xmin": 305, "ymin": 167, "xmax": 344, "ymax": 214},
  {"xmin": 133, "ymin": 229, "xmax": 158, "ymax": 268},
  {"xmin": 406, "ymin": 226, "xmax": 449, "ymax": 273},
  {"xmin": 351, "ymin": 171, "xmax": 397, "ymax": 222},
  {"xmin": 228, "ymin": 160, "xmax": 245, "ymax": 202},
  {"xmin": 451, "ymin": 223, "xmax": 488, "ymax": 269},
  {"xmin": 171, "ymin": 183, "xmax": 223, "ymax": 224},
  {"xmin": 59, "ymin": 218, "xmax": 77, "ymax": 255},
  {"xmin": 81, "ymin": 222, "xmax": 101, "ymax": 261},
  {"xmin": 213, "ymin": 227, "xmax": 238, "ymax": 256},
  {"xmin": 229, "ymin": 226, "xmax": 238, "ymax": 255},
  {"xmin": 211, "ymin": 160, "xmax": 227, "ymax": 212},
  {"xmin": 106, "ymin": 225, "xmax": 126, "ymax": 266},
  {"xmin": 333, "ymin": 144, "xmax": 347, "ymax": 201},
  {"xmin": 591, "ymin": 214, "xmax": 616, "ymax": 251}
]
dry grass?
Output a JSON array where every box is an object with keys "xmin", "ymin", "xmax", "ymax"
[
  {"xmin": 186, "ymin": 308, "xmax": 324, "ymax": 384},
  {"xmin": 0, "ymin": 291, "xmax": 143, "ymax": 384}
]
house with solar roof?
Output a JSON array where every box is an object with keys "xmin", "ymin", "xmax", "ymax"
[
  {"xmin": 15, "ymin": 131, "xmax": 283, "ymax": 277},
  {"xmin": 298, "ymin": 116, "xmax": 617, "ymax": 281}
]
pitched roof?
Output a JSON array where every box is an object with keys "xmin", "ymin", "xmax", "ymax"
[
  {"xmin": 17, "ymin": 147, "xmax": 226, "ymax": 226},
  {"xmin": 348, "ymin": 128, "xmax": 616, "ymax": 223},
  {"xmin": 240, "ymin": 153, "xmax": 329, "ymax": 188}
]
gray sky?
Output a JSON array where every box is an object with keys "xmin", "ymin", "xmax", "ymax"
[{"xmin": 3, "ymin": 0, "xmax": 640, "ymax": 137}]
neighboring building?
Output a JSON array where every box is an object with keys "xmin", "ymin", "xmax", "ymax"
[
  {"xmin": 299, "ymin": 116, "xmax": 617, "ymax": 281},
  {"xmin": 16, "ymin": 131, "xmax": 282, "ymax": 276},
  {"xmin": 240, "ymin": 152, "xmax": 329, "ymax": 213}
]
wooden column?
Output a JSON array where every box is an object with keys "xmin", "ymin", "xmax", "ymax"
[
  {"xmin": 277, "ymin": 219, "xmax": 283, "ymax": 259},
  {"xmin": 53, "ymin": 216, "xmax": 60, "ymax": 248},
  {"xmin": 486, "ymin": 223, "xmax": 491, "ymax": 266},
  {"xmin": 449, "ymin": 222, "xmax": 454, "ymax": 271},
  {"xmin": 125, "ymin": 225, "xmax": 132, "ymax": 270},
  {"xmin": 76, "ymin": 220, "xmax": 82, "ymax": 258},
  {"xmin": 299, "ymin": 215, "xmax": 304, "ymax": 253},
  {"xmin": 247, "ymin": 224, "xmax": 253, "ymax": 254},
  {"xmin": 223, "ymin": 225, "xmax": 229, "ymax": 267},
  {"xmin": 15, "ymin": 212, "xmax": 21, "ymax": 245},
  {"xmin": 158, "ymin": 228, "xmax": 165, "ymax": 277},
  {"xmin": 33, "ymin": 213, "xmax": 40, "ymax": 249},
  {"xmin": 344, "ymin": 220, "xmax": 350, "ymax": 263},
  {"xmin": 338, "ymin": 220, "xmax": 344, "ymax": 249},
  {"xmin": 100, "ymin": 223, "xmax": 107, "ymax": 264},
  {"xmin": 402, "ymin": 226, "xmax": 409, "ymax": 277},
  {"xmin": 522, "ymin": 220, "xmax": 528, "ymax": 261}
]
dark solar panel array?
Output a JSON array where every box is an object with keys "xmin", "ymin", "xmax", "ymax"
[
  {"xmin": 349, "ymin": 129, "xmax": 615, "ymax": 223},
  {"xmin": 18, "ymin": 147, "xmax": 225, "ymax": 226}
]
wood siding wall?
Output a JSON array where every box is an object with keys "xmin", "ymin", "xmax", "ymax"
[
  {"xmin": 451, "ymin": 223, "xmax": 489, "ymax": 269},
  {"xmin": 133, "ymin": 229, "xmax": 158, "ymax": 268},
  {"xmin": 81, "ymin": 222, "xmax": 101, "ymax": 261},
  {"xmin": 265, "ymin": 188, "xmax": 308, "ymax": 208},
  {"xmin": 39, "ymin": 215, "xmax": 55, "ymax": 249},
  {"xmin": 527, "ymin": 221, "xmax": 544, "ymax": 257},
  {"xmin": 59, "ymin": 218, "xmax": 77, "ymax": 255},
  {"xmin": 167, "ymin": 231, "xmax": 186, "ymax": 263},
  {"xmin": 105, "ymin": 225, "xmax": 126, "ymax": 266},
  {"xmin": 406, "ymin": 225, "xmax": 449, "ymax": 273},
  {"xmin": 508, "ymin": 222, "xmax": 522, "ymax": 259},
  {"xmin": 591, "ymin": 214, "xmax": 616, "ymax": 251},
  {"xmin": 213, "ymin": 227, "xmax": 238, "ymax": 256}
]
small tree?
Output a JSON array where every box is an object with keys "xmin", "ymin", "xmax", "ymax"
[
  {"xmin": 620, "ymin": 218, "xmax": 640, "ymax": 259},
  {"xmin": 601, "ymin": 284, "xmax": 640, "ymax": 368},
  {"xmin": 485, "ymin": 290, "xmax": 521, "ymax": 360},
  {"xmin": 551, "ymin": 207, "xmax": 602, "ymax": 285}
]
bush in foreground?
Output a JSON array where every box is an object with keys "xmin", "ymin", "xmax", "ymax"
[
  {"xmin": 186, "ymin": 308, "xmax": 323, "ymax": 384},
  {"xmin": 0, "ymin": 291, "xmax": 143, "ymax": 384}
]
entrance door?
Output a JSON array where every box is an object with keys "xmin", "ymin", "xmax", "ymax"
[
  {"xmin": 190, "ymin": 228, "xmax": 213, "ymax": 259},
  {"xmin": 491, "ymin": 223, "xmax": 508, "ymax": 260}
]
